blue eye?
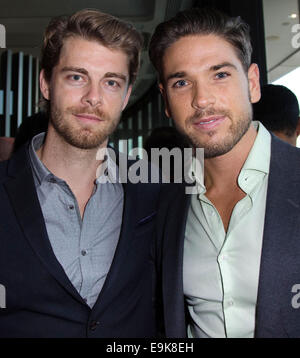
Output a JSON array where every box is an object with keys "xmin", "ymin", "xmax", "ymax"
[
  {"xmin": 107, "ymin": 80, "xmax": 117, "ymax": 86},
  {"xmin": 216, "ymin": 72, "xmax": 230, "ymax": 79},
  {"xmin": 72, "ymin": 74, "xmax": 82, "ymax": 81},
  {"xmin": 173, "ymin": 79, "xmax": 187, "ymax": 88}
]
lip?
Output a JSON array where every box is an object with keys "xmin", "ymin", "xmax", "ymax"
[
  {"xmin": 74, "ymin": 113, "xmax": 103, "ymax": 122},
  {"xmin": 192, "ymin": 115, "xmax": 226, "ymax": 130}
]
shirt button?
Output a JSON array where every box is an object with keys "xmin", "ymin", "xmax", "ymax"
[
  {"xmin": 81, "ymin": 250, "xmax": 87, "ymax": 256},
  {"xmin": 89, "ymin": 320, "xmax": 100, "ymax": 331},
  {"xmin": 69, "ymin": 205, "xmax": 74, "ymax": 210},
  {"xmin": 228, "ymin": 300, "xmax": 234, "ymax": 307}
]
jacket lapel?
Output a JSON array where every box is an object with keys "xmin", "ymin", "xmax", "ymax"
[
  {"xmin": 255, "ymin": 137, "xmax": 300, "ymax": 336},
  {"xmin": 91, "ymin": 155, "xmax": 141, "ymax": 310},
  {"xmin": 4, "ymin": 147, "xmax": 85, "ymax": 305},
  {"xmin": 93, "ymin": 180, "xmax": 139, "ymax": 309},
  {"xmin": 162, "ymin": 183, "xmax": 191, "ymax": 337}
]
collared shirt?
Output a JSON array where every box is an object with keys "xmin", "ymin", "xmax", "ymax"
[
  {"xmin": 29, "ymin": 132, "xmax": 124, "ymax": 308},
  {"xmin": 183, "ymin": 121, "xmax": 271, "ymax": 338}
]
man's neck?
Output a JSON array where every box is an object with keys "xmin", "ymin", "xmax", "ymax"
[
  {"xmin": 203, "ymin": 124, "xmax": 257, "ymax": 191},
  {"xmin": 36, "ymin": 128, "xmax": 106, "ymax": 190},
  {"xmin": 36, "ymin": 127, "xmax": 108, "ymax": 218},
  {"xmin": 201, "ymin": 124, "xmax": 258, "ymax": 232}
]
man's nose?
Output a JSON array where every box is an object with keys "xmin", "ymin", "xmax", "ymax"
[
  {"xmin": 191, "ymin": 84, "xmax": 216, "ymax": 110},
  {"xmin": 82, "ymin": 82, "xmax": 103, "ymax": 107}
]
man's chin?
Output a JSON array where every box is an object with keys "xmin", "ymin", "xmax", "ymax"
[
  {"xmin": 72, "ymin": 138, "xmax": 107, "ymax": 150},
  {"xmin": 59, "ymin": 130, "xmax": 107, "ymax": 150},
  {"xmin": 186, "ymin": 135, "xmax": 234, "ymax": 158},
  {"xmin": 203, "ymin": 145, "xmax": 234, "ymax": 159}
]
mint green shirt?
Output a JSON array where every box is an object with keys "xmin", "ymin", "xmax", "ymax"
[{"xmin": 183, "ymin": 122, "xmax": 271, "ymax": 338}]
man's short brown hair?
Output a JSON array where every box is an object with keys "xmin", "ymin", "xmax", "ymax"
[
  {"xmin": 41, "ymin": 9, "xmax": 143, "ymax": 85},
  {"xmin": 149, "ymin": 7, "xmax": 252, "ymax": 82}
]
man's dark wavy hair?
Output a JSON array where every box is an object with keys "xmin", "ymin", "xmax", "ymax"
[{"xmin": 149, "ymin": 7, "xmax": 252, "ymax": 82}]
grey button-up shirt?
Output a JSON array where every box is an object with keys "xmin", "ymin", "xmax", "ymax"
[{"xmin": 29, "ymin": 133, "xmax": 124, "ymax": 308}]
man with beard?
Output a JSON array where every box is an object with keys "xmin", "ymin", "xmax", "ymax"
[
  {"xmin": 0, "ymin": 9, "xmax": 161, "ymax": 337},
  {"xmin": 149, "ymin": 8, "xmax": 300, "ymax": 338}
]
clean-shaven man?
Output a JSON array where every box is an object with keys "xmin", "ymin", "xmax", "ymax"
[
  {"xmin": 149, "ymin": 8, "xmax": 300, "ymax": 338},
  {"xmin": 0, "ymin": 9, "xmax": 161, "ymax": 337}
]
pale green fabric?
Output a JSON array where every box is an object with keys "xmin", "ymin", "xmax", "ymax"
[{"xmin": 183, "ymin": 122, "xmax": 271, "ymax": 338}]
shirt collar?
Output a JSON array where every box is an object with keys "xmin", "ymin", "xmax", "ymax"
[
  {"xmin": 189, "ymin": 121, "xmax": 271, "ymax": 197},
  {"xmin": 29, "ymin": 132, "xmax": 119, "ymax": 186},
  {"xmin": 241, "ymin": 121, "xmax": 271, "ymax": 175},
  {"xmin": 237, "ymin": 121, "xmax": 271, "ymax": 198},
  {"xmin": 29, "ymin": 132, "xmax": 52, "ymax": 185}
]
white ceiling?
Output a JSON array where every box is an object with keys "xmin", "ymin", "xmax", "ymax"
[{"xmin": 263, "ymin": 0, "xmax": 300, "ymax": 82}]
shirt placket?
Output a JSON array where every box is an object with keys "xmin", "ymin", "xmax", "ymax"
[
  {"xmin": 217, "ymin": 173, "xmax": 257, "ymax": 337},
  {"xmin": 78, "ymin": 184, "xmax": 98, "ymax": 306},
  {"xmin": 199, "ymin": 195, "xmax": 225, "ymax": 251},
  {"xmin": 60, "ymin": 181, "xmax": 83, "ymax": 290}
]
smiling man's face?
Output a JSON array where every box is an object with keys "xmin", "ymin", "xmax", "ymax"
[
  {"xmin": 40, "ymin": 36, "xmax": 132, "ymax": 150},
  {"xmin": 159, "ymin": 34, "xmax": 261, "ymax": 158}
]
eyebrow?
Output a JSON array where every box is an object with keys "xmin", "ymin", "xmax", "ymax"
[
  {"xmin": 209, "ymin": 62, "xmax": 237, "ymax": 71},
  {"xmin": 60, "ymin": 67, "xmax": 127, "ymax": 82},
  {"xmin": 61, "ymin": 67, "xmax": 88, "ymax": 75},
  {"xmin": 166, "ymin": 72, "xmax": 187, "ymax": 82},
  {"xmin": 166, "ymin": 62, "xmax": 238, "ymax": 82},
  {"xmin": 104, "ymin": 72, "xmax": 127, "ymax": 82}
]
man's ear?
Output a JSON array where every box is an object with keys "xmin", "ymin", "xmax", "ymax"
[
  {"xmin": 40, "ymin": 69, "xmax": 50, "ymax": 100},
  {"xmin": 158, "ymin": 83, "xmax": 171, "ymax": 118},
  {"xmin": 248, "ymin": 63, "xmax": 261, "ymax": 104},
  {"xmin": 121, "ymin": 84, "xmax": 132, "ymax": 111}
]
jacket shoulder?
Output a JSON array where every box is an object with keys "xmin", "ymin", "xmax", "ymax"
[
  {"xmin": 270, "ymin": 136, "xmax": 300, "ymax": 178},
  {"xmin": 0, "ymin": 145, "xmax": 30, "ymax": 184}
]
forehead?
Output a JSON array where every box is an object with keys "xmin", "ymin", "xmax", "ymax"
[
  {"xmin": 57, "ymin": 36, "xmax": 129, "ymax": 74},
  {"xmin": 161, "ymin": 34, "xmax": 242, "ymax": 77}
]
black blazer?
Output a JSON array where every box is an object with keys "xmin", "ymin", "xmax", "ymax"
[
  {"xmin": 0, "ymin": 144, "xmax": 161, "ymax": 338},
  {"xmin": 157, "ymin": 136, "xmax": 300, "ymax": 338}
]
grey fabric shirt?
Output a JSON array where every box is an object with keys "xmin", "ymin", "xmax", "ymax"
[{"xmin": 29, "ymin": 133, "xmax": 124, "ymax": 308}]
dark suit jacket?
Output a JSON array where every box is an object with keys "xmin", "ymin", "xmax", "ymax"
[
  {"xmin": 0, "ymin": 144, "xmax": 161, "ymax": 338},
  {"xmin": 157, "ymin": 135, "xmax": 300, "ymax": 338}
]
